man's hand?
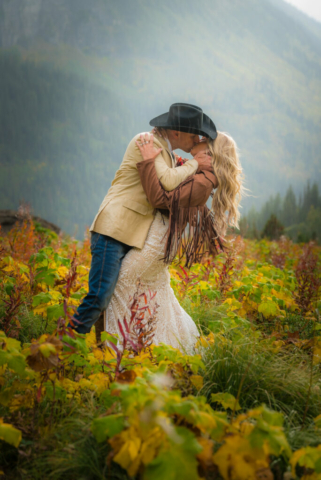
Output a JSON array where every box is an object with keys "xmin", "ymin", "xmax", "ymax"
[
  {"xmin": 136, "ymin": 133, "xmax": 162, "ymax": 161},
  {"xmin": 193, "ymin": 151, "xmax": 213, "ymax": 174}
]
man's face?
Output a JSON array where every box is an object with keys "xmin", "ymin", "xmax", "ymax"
[{"xmin": 176, "ymin": 132, "xmax": 200, "ymax": 153}]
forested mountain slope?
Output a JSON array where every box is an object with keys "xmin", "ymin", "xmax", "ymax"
[{"xmin": 0, "ymin": 0, "xmax": 320, "ymax": 235}]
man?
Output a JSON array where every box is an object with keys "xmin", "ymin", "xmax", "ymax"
[{"xmin": 70, "ymin": 103, "xmax": 217, "ymax": 336}]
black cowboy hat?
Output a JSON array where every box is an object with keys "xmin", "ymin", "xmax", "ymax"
[{"xmin": 149, "ymin": 103, "xmax": 217, "ymax": 140}]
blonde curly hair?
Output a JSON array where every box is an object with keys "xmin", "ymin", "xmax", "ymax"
[{"xmin": 207, "ymin": 132, "xmax": 244, "ymax": 237}]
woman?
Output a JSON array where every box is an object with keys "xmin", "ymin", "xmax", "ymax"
[{"xmin": 104, "ymin": 130, "xmax": 244, "ymax": 353}]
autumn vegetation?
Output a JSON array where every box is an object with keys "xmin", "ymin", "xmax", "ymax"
[{"xmin": 0, "ymin": 216, "xmax": 321, "ymax": 479}]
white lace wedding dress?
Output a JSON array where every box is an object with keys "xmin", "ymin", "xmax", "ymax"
[{"xmin": 105, "ymin": 211, "xmax": 199, "ymax": 353}]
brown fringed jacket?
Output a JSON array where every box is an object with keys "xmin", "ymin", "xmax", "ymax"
[{"xmin": 136, "ymin": 158, "xmax": 224, "ymax": 267}]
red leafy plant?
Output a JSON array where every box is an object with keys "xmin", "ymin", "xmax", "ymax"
[
  {"xmin": 216, "ymin": 237, "xmax": 242, "ymax": 296},
  {"xmin": 270, "ymin": 235, "xmax": 292, "ymax": 270},
  {"xmin": 5, "ymin": 204, "xmax": 47, "ymax": 262},
  {"xmin": 293, "ymin": 242, "xmax": 321, "ymax": 316},
  {"xmin": 176, "ymin": 266, "xmax": 199, "ymax": 299},
  {"xmin": 105, "ymin": 282, "xmax": 159, "ymax": 378},
  {"xmin": 0, "ymin": 283, "xmax": 24, "ymax": 337},
  {"xmin": 200, "ymin": 257, "xmax": 217, "ymax": 282}
]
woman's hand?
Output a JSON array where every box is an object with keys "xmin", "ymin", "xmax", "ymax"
[{"xmin": 136, "ymin": 133, "xmax": 162, "ymax": 161}]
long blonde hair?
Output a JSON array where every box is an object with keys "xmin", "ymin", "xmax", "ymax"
[{"xmin": 207, "ymin": 132, "xmax": 244, "ymax": 237}]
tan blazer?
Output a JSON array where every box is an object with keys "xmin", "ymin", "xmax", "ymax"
[{"xmin": 90, "ymin": 132, "xmax": 198, "ymax": 248}]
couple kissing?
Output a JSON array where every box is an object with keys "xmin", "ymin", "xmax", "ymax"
[{"xmin": 70, "ymin": 103, "xmax": 244, "ymax": 353}]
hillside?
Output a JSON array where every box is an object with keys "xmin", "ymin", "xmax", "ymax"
[{"xmin": 0, "ymin": 0, "xmax": 320, "ymax": 235}]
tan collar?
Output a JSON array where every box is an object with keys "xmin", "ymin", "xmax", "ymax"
[
  {"xmin": 153, "ymin": 133, "xmax": 169, "ymax": 151},
  {"xmin": 152, "ymin": 133, "xmax": 175, "ymax": 167}
]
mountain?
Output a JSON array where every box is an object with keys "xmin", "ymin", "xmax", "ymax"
[{"xmin": 0, "ymin": 0, "xmax": 320, "ymax": 236}]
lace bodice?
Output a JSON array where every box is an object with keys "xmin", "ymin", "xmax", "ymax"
[{"xmin": 105, "ymin": 211, "xmax": 199, "ymax": 353}]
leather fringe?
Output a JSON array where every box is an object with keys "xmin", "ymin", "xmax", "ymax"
[{"xmin": 162, "ymin": 178, "xmax": 224, "ymax": 268}]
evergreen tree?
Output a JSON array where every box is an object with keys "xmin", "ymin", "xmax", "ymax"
[
  {"xmin": 261, "ymin": 214, "xmax": 284, "ymax": 240},
  {"xmin": 307, "ymin": 206, "xmax": 321, "ymax": 241},
  {"xmin": 281, "ymin": 185, "xmax": 297, "ymax": 226},
  {"xmin": 310, "ymin": 183, "xmax": 320, "ymax": 208}
]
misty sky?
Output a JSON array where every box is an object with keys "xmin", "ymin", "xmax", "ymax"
[{"xmin": 284, "ymin": 0, "xmax": 321, "ymax": 22}]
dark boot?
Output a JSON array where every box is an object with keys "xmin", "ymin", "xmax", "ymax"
[{"xmin": 95, "ymin": 311, "xmax": 105, "ymax": 346}]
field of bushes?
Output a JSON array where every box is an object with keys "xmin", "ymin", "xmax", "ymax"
[{"xmin": 0, "ymin": 218, "xmax": 321, "ymax": 479}]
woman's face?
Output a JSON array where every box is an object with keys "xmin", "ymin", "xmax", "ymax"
[{"xmin": 190, "ymin": 138, "xmax": 208, "ymax": 157}]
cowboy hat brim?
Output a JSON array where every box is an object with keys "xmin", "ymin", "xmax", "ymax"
[{"xmin": 149, "ymin": 111, "xmax": 217, "ymax": 140}]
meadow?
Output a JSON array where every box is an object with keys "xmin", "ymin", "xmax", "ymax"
[{"xmin": 0, "ymin": 218, "xmax": 321, "ymax": 480}]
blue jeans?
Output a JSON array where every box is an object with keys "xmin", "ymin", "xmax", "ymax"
[{"xmin": 70, "ymin": 232, "xmax": 132, "ymax": 334}]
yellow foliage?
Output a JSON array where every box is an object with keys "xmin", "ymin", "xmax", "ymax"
[
  {"xmin": 57, "ymin": 265, "xmax": 69, "ymax": 278},
  {"xmin": 190, "ymin": 375, "xmax": 203, "ymax": 390},
  {"xmin": 110, "ymin": 425, "xmax": 165, "ymax": 477},
  {"xmin": 85, "ymin": 330, "xmax": 97, "ymax": 348},
  {"xmin": 290, "ymin": 445, "xmax": 321, "ymax": 479},
  {"xmin": 87, "ymin": 372, "xmax": 110, "ymax": 394},
  {"xmin": 213, "ymin": 435, "xmax": 270, "ymax": 480},
  {"xmin": 0, "ymin": 418, "xmax": 22, "ymax": 448}
]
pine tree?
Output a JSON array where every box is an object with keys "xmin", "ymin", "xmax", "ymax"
[
  {"xmin": 281, "ymin": 185, "xmax": 297, "ymax": 226},
  {"xmin": 261, "ymin": 214, "xmax": 284, "ymax": 240}
]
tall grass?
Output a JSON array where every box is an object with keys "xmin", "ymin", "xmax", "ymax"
[
  {"xmin": 200, "ymin": 329, "xmax": 321, "ymax": 424},
  {"xmin": 0, "ymin": 394, "xmax": 130, "ymax": 480},
  {"xmin": 18, "ymin": 306, "xmax": 57, "ymax": 345}
]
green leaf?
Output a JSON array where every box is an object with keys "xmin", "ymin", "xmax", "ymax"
[
  {"xmin": 0, "ymin": 421, "xmax": 22, "ymax": 447},
  {"xmin": 66, "ymin": 353, "xmax": 88, "ymax": 367},
  {"xmin": 91, "ymin": 414, "xmax": 125, "ymax": 443},
  {"xmin": 54, "ymin": 253, "xmax": 71, "ymax": 267},
  {"xmin": 186, "ymin": 355, "xmax": 205, "ymax": 374},
  {"xmin": 253, "ymin": 290, "xmax": 263, "ymax": 303},
  {"xmin": 292, "ymin": 446, "xmax": 321, "ymax": 471},
  {"xmin": 258, "ymin": 300, "xmax": 279, "ymax": 318},
  {"xmin": 30, "ymin": 252, "xmax": 48, "ymax": 266},
  {"xmin": 315, "ymin": 457, "xmax": 321, "ymax": 473},
  {"xmin": 261, "ymin": 406, "xmax": 284, "ymax": 427},
  {"xmin": 101, "ymin": 331, "xmax": 118, "ymax": 345},
  {"xmin": 153, "ymin": 345, "xmax": 181, "ymax": 363},
  {"xmin": 211, "ymin": 392, "xmax": 241, "ymax": 411},
  {"xmin": 7, "ymin": 354, "xmax": 28, "ymax": 376},
  {"xmin": 32, "ymin": 292, "xmax": 52, "ymax": 307},
  {"xmin": 62, "ymin": 334, "xmax": 88, "ymax": 354},
  {"xmin": 70, "ymin": 292, "xmax": 83, "ymax": 300},
  {"xmin": 249, "ymin": 423, "xmax": 291, "ymax": 458},
  {"xmin": 248, "ymin": 407, "xmax": 291, "ymax": 458},
  {"xmin": 167, "ymin": 400, "xmax": 195, "ymax": 417},
  {"xmin": 0, "ymin": 335, "xmax": 21, "ymax": 352},
  {"xmin": 18, "ymin": 264, "xmax": 29, "ymax": 274},
  {"xmin": 35, "ymin": 268, "xmax": 58, "ymax": 287},
  {"xmin": 0, "ymin": 350, "xmax": 27, "ymax": 376},
  {"xmin": 144, "ymin": 427, "xmax": 201, "ymax": 480},
  {"xmin": 47, "ymin": 303, "xmax": 64, "ymax": 321},
  {"xmin": 5, "ymin": 282, "xmax": 15, "ymax": 296}
]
